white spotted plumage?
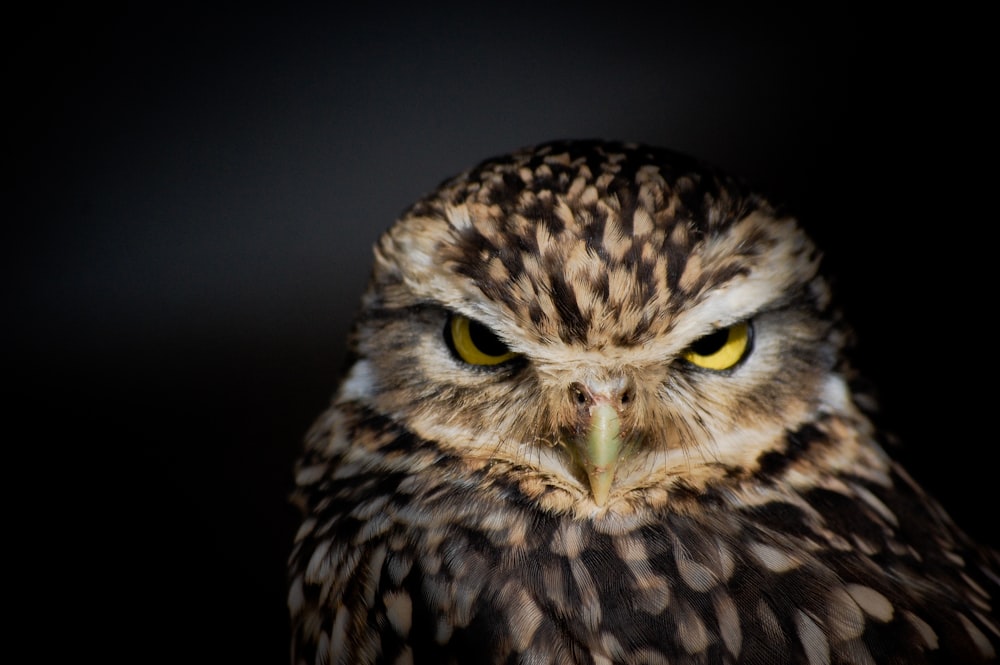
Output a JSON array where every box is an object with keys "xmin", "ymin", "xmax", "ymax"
[{"xmin": 289, "ymin": 140, "xmax": 999, "ymax": 664}]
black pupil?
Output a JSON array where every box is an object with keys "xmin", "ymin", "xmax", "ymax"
[
  {"xmin": 469, "ymin": 320, "xmax": 510, "ymax": 356},
  {"xmin": 689, "ymin": 327, "xmax": 730, "ymax": 356}
]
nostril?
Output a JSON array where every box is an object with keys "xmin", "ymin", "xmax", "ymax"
[
  {"xmin": 570, "ymin": 380, "xmax": 636, "ymax": 408},
  {"xmin": 570, "ymin": 383, "xmax": 589, "ymax": 405}
]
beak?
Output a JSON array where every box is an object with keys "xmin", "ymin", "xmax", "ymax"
[
  {"xmin": 580, "ymin": 401, "xmax": 622, "ymax": 506},
  {"xmin": 567, "ymin": 375, "xmax": 634, "ymax": 506}
]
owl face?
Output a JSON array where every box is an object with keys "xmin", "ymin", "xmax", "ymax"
[{"xmin": 335, "ymin": 141, "xmax": 859, "ymax": 516}]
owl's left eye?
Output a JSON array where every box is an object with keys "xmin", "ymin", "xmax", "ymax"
[
  {"xmin": 681, "ymin": 321, "xmax": 752, "ymax": 371},
  {"xmin": 445, "ymin": 314, "xmax": 519, "ymax": 366}
]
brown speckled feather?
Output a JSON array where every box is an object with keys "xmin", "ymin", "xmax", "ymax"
[{"xmin": 289, "ymin": 140, "xmax": 999, "ymax": 664}]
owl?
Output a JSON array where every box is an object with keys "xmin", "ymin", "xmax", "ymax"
[{"xmin": 287, "ymin": 140, "xmax": 999, "ymax": 664}]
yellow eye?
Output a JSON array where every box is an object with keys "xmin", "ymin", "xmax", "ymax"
[
  {"xmin": 681, "ymin": 321, "xmax": 752, "ymax": 371},
  {"xmin": 446, "ymin": 315, "xmax": 519, "ymax": 366}
]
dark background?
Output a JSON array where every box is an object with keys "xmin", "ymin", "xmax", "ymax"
[{"xmin": 7, "ymin": 3, "xmax": 993, "ymax": 663}]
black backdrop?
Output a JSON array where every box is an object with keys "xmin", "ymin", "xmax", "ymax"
[{"xmin": 8, "ymin": 3, "xmax": 994, "ymax": 663}]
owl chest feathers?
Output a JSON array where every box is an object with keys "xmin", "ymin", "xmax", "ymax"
[{"xmin": 290, "ymin": 404, "xmax": 999, "ymax": 664}]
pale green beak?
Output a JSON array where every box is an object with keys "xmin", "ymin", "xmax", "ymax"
[{"xmin": 581, "ymin": 402, "xmax": 622, "ymax": 506}]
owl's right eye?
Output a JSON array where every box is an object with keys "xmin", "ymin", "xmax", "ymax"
[{"xmin": 445, "ymin": 314, "xmax": 519, "ymax": 366}]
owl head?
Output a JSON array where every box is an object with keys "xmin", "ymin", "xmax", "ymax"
[{"xmin": 335, "ymin": 140, "xmax": 863, "ymax": 517}]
